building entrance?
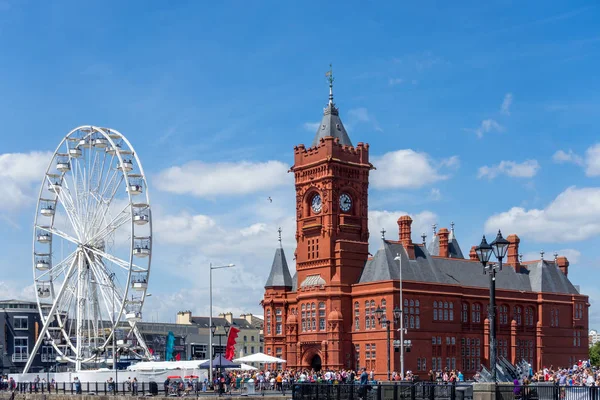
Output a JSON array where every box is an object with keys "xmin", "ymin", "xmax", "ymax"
[{"xmin": 311, "ymin": 354, "xmax": 322, "ymax": 371}]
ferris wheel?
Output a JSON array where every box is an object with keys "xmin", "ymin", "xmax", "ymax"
[{"xmin": 25, "ymin": 126, "xmax": 152, "ymax": 372}]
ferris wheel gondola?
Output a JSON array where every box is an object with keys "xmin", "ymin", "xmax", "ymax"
[{"xmin": 25, "ymin": 126, "xmax": 153, "ymax": 373}]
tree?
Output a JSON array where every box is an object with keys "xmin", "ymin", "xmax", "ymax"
[{"xmin": 589, "ymin": 342, "xmax": 600, "ymax": 366}]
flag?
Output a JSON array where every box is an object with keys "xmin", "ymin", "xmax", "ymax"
[
  {"xmin": 224, "ymin": 325, "xmax": 240, "ymax": 361},
  {"xmin": 175, "ymin": 353, "xmax": 181, "ymax": 361},
  {"xmin": 325, "ymin": 71, "xmax": 332, "ymax": 77}
]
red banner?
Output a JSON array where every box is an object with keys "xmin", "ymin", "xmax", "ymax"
[{"xmin": 224, "ymin": 326, "xmax": 240, "ymax": 361}]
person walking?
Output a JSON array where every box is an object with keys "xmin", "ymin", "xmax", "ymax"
[{"xmin": 359, "ymin": 368, "xmax": 368, "ymax": 400}]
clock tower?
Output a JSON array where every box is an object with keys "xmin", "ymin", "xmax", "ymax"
[{"xmin": 290, "ymin": 71, "xmax": 373, "ymax": 369}]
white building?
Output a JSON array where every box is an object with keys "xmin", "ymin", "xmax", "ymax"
[{"xmin": 589, "ymin": 329, "xmax": 600, "ymax": 347}]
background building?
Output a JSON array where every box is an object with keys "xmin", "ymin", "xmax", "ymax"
[
  {"xmin": 0, "ymin": 300, "xmax": 51, "ymax": 374},
  {"xmin": 262, "ymin": 86, "xmax": 589, "ymax": 378},
  {"xmin": 590, "ymin": 329, "xmax": 600, "ymax": 348}
]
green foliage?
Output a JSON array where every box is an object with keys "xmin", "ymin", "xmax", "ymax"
[{"xmin": 590, "ymin": 342, "xmax": 600, "ymax": 366}]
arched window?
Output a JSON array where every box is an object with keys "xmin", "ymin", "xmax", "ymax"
[
  {"xmin": 525, "ymin": 307, "xmax": 534, "ymax": 326},
  {"xmin": 312, "ymin": 318, "xmax": 316, "ymax": 331},
  {"xmin": 311, "ymin": 302, "xmax": 316, "ymax": 310},
  {"xmin": 433, "ymin": 301, "xmax": 438, "ymax": 321},
  {"xmin": 499, "ymin": 305, "xmax": 508, "ymax": 325},
  {"xmin": 370, "ymin": 300, "xmax": 376, "ymax": 308},
  {"xmin": 355, "ymin": 317, "xmax": 360, "ymax": 331},
  {"xmin": 443, "ymin": 302, "xmax": 449, "ymax": 321},
  {"xmin": 371, "ymin": 316, "xmax": 376, "ymax": 329},
  {"xmin": 449, "ymin": 303, "xmax": 454, "ymax": 321},
  {"xmin": 301, "ymin": 304, "xmax": 305, "ymax": 311},
  {"xmin": 366, "ymin": 316, "xmax": 371, "ymax": 329},
  {"xmin": 410, "ymin": 316, "xmax": 415, "ymax": 329},
  {"xmin": 381, "ymin": 299, "xmax": 387, "ymax": 316},
  {"xmin": 319, "ymin": 302, "xmax": 325, "ymax": 309},
  {"xmin": 462, "ymin": 303, "xmax": 469, "ymax": 323},
  {"xmin": 416, "ymin": 316, "xmax": 421, "ymax": 329},
  {"xmin": 472, "ymin": 303, "xmax": 481, "ymax": 323},
  {"xmin": 514, "ymin": 306, "xmax": 523, "ymax": 326}
]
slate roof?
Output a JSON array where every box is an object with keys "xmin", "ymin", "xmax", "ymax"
[
  {"xmin": 300, "ymin": 274, "xmax": 326, "ymax": 288},
  {"xmin": 264, "ymin": 247, "xmax": 293, "ymax": 289},
  {"xmin": 311, "ymin": 102, "xmax": 353, "ymax": 147},
  {"xmin": 189, "ymin": 316, "xmax": 255, "ymax": 330},
  {"xmin": 359, "ymin": 240, "xmax": 579, "ymax": 295},
  {"xmin": 291, "ymin": 272, "xmax": 298, "ymax": 293},
  {"xmin": 428, "ymin": 231, "xmax": 464, "ymax": 259}
]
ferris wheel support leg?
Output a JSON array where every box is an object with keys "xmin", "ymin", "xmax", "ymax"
[
  {"xmin": 24, "ymin": 256, "xmax": 79, "ymax": 374},
  {"xmin": 75, "ymin": 254, "xmax": 85, "ymax": 372},
  {"xmin": 129, "ymin": 322, "xmax": 152, "ymax": 359}
]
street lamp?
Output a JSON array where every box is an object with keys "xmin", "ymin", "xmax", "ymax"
[
  {"xmin": 210, "ymin": 322, "xmax": 233, "ymax": 380},
  {"xmin": 393, "ymin": 253, "xmax": 406, "ymax": 379},
  {"xmin": 475, "ymin": 230, "xmax": 509, "ymax": 382},
  {"xmin": 209, "ymin": 263, "xmax": 235, "ymax": 384},
  {"xmin": 375, "ymin": 305, "xmax": 402, "ymax": 380}
]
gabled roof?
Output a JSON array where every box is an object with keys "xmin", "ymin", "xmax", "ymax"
[
  {"xmin": 264, "ymin": 248, "xmax": 293, "ymax": 289},
  {"xmin": 358, "ymin": 240, "xmax": 579, "ymax": 295}
]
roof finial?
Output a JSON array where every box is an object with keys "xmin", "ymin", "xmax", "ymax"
[
  {"xmin": 278, "ymin": 227, "xmax": 282, "ymax": 248},
  {"xmin": 554, "ymin": 252, "xmax": 558, "ymax": 262},
  {"xmin": 380, "ymin": 228, "xmax": 386, "ymax": 240},
  {"xmin": 326, "ymin": 64, "xmax": 334, "ymax": 105},
  {"xmin": 540, "ymin": 249, "xmax": 545, "ymax": 261},
  {"xmin": 421, "ymin": 232, "xmax": 427, "ymax": 245},
  {"xmin": 519, "ymin": 253, "xmax": 523, "ymax": 263},
  {"xmin": 432, "ymin": 224, "xmax": 437, "ymax": 235},
  {"xmin": 450, "ymin": 221, "xmax": 455, "ymax": 233}
]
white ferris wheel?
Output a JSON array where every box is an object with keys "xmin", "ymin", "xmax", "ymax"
[{"xmin": 25, "ymin": 126, "xmax": 152, "ymax": 372}]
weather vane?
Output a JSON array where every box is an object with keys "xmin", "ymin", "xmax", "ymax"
[
  {"xmin": 326, "ymin": 63, "xmax": 334, "ymax": 85},
  {"xmin": 278, "ymin": 227, "xmax": 282, "ymax": 248}
]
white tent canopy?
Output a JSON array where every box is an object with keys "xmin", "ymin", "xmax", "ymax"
[
  {"xmin": 234, "ymin": 353, "xmax": 286, "ymax": 363},
  {"xmin": 234, "ymin": 363, "xmax": 258, "ymax": 371},
  {"xmin": 127, "ymin": 360, "xmax": 208, "ymax": 371}
]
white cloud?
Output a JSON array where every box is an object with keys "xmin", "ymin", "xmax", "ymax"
[
  {"xmin": 368, "ymin": 210, "xmax": 438, "ymax": 251},
  {"xmin": 478, "ymin": 160, "xmax": 540, "ymax": 179},
  {"xmin": 154, "ymin": 212, "xmax": 218, "ymax": 245},
  {"xmin": 388, "ymin": 78, "xmax": 404, "ymax": 86},
  {"xmin": 501, "ymin": 93, "xmax": 513, "ymax": 115},
  {"xmin": 485, "ymin": 186, "xmax": 600, "ymax": 242},
  {"xmin": 553, "ymin": 149, "xmax": 584, "ymax": 166},
  {"xmin": 371, "ymin": 149, "xmax": 459, "ymax": 189},
  {"xmin": 347, "ymin": 107, "xmax": 383, "ymax": 133},
  {"xmin": 472, "ymin": 119, "xmax": 504, "ymax": 138},
  {"xmin": 552, "ymin": 144, "xmax": 600, "ymax": 176},
  {"xmin": 585, "ymin": 144, "xmax": 600, "ymax": 177},
  {"xmin": 0, "ymin": 151, "xmax": 52, "ymax": 211},
  {"xmin": 303, "ymin": 122, "xmax": 320, "ymax": 132},
  {"xmin": 429, "ymin": 188, "xmax": 441, "ymax": 201},
  {"xmin": 155, "ymin": 160, "xmax": 291, "ymax": 197}
]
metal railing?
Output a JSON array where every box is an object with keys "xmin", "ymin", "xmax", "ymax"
[
  {"xmin": 11, "ymin": 353, "xmax": 29, "ymax": 362},
  {"xmin": 291, "ymin": 382, "xmax": 473, "ymax": 400},
  {"xmin": 496, "ymin": 383, "xmax": 600, "ymax": 400}
]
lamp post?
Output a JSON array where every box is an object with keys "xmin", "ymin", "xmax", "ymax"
[
  {"xmin": 375, "ymin": 306, "xmax": 402, "ymax": 380},
  {"xmin": 475, "ymin": 230, "xmax": 509, "ymax": 383},
  {"xmin": 210, "ymin": 322, "xmax": 232, "ymax": 383},
  {"xmin": 209, "ymin": 263, "xmax": 235, "ymax": 384},
  {"xmin": 393, "ymin": 253, "xmax": 406, "ymax": 378}
]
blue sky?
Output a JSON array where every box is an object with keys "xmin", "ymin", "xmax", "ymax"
[{"xmin": 0, "ymin": 0, "xmax": 599, "ymax": 326}]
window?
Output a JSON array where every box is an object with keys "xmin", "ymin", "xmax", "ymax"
[
  {"xmin": 355, "ymin": 345, "xmax": 360, "ymax": 370},
  {"xmin": 354, "ymin": 302, "xmax": 360, "ymax": 331},
  {"xmin": 525, "ymin": 307, "xmax": 534, "ymax": 326},
  {"xmin": 514, "ymin": 306, "xmax": 523, "ymax": 326},
  {"xmin": 575, "ymin": 303, "xmax": 584, "ymax": 319},
  {"xmin": 472, "ymin": 303, "xmax": 481, "ymax": 323},
  {"xmin": 266, "ymin": 309, "xmax": 271, "ymax": 335},
  {"xmin": 319, "ymin": 318, "xmax": 325, "ymax": 331},
  {"xmin": 319, "ymin": 302, "xmax": 325, "ymax": 310},
  {"xmin": 13, "ymin": 316, "xmax": 28, "ymax": 330},
  {"xmin": 276, "ymin": 323, "xmax": 282, "ymax": 335},
  {"xmin": 312, "ymin": 318, "xmax": 316, "ymax": 331},
  {"xmin": 381, "ymin": 299, "xmax": 387, "ymax": 316},
  {"xmin": 243, "ymin": 336, "xmax": 247, "ymax": 342},
  {"xmin": 461, "ymin": 337, "xmax": 481, "ymax": 372},
  {"xmin": 433, "ymin": 301, "xmax": 438, "ymax": 321},
  {"xmin": 41, "ymin": 346, "xmax": 55, "ymax": 363},
  {"xmin": 251, "ymin": 336, "xmax": 255, "ymax": 341},
  {"xmin": 550, "ymin": 308, "xmax": 560, "ymax": 327},
  {"xmin": 302, "ymin": 319, "xmax": 306, "ymax": 332},
  {"xmin": 449, "ymin": 302, "xmax": 454, "ymax": 321},
  {"xmin": 443, "ymin": 302, "xmax": 449, "ymax": 321},
  {"xmin": 365, "ymin": 344, "xmax": 371, "ymax": 359},
  {"xmin": 462, "ymin": 303, "xmax": 469, "ymax": 323},
  {"xmin": 243, "ymin": 346, "xmax": 247, "ymax": 354},
  {"xmin": 14, "ymin": 337, "xmax": 28, "ymax": 361},
  {"xmin": 371, "ymin": 343, "xmax": 376, "ymax": 359},
  {"xmin": 499, "ymin": 305, "xmax": 508, "ymax": 325}
]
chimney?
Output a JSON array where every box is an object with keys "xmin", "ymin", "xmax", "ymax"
[
  {"xmin": 397, "ymin": 215, "xmax": 415, "ymax": 258},
  {"xmin": 176, "ymin": 310, "xmax": 192, "ymax": 325},
  {"xmin": 438, "ymin": 228, "xmax": 449, "ymax": 258},
  {"xmin": 469, "ymin": 246, "xmax": 479, "ymax": 261},
  {"xmin": 220, "ymin": 312, "xmax": 233, "ymax": 324},
  {"xmin": 241, "ymin": 313, "xmax": 254, "ymax": 324},
  {"xmin": 556, "ymin": 256, "xmax": 569, "ymax": 277},
  {"xmin": 507, "ymin": 234, "xmax": 521, "ymax": 272}
]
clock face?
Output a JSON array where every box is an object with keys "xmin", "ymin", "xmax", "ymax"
[
  {"xmin": 311, "ymin": 194, "xmax": 322, "ymax": 213},
  {"xmin": 339, "ymin": 193, "xmax": 352, "ymax": 212}
]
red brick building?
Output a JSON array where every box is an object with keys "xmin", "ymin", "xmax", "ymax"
[{"xmin": 262, "ymin": 85, "xmax": 589, "ymax": 378}]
